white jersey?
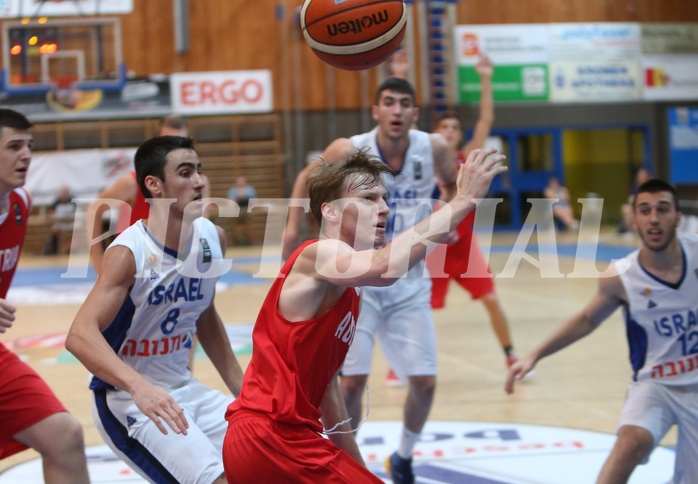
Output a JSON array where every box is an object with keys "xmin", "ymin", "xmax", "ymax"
[
  {"xmin": 90, "ymin": 218, "xmax": 222, "ymax": 390},
  {"xmin": 352, "ymin": 128, "xmax": 436, "ymax": 241},
  {"xmin": 616, "ymin": 233, "xmax": 698, "ymax": 386},
  {"xmin": 351, "ymin": 128, "xmax": 436, "ymax": 279}
]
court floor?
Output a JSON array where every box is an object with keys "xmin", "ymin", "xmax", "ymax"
[{"xmin": 0, "ymin": 227, "xmax": 677, "ymax": 483}]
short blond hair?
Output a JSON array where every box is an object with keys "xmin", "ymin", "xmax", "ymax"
[{"xmin": 307, "ymin": 148, "xmax": 395, "ymax": 225}]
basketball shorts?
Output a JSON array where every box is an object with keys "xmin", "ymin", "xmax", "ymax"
[
  {"xmin": 92, "ymin": 379, "xmax": 234, "ymax": 484},
  {"xmin": 224, "ymin": 410, "xmax": 382, "ymax": 483},
  {"xmin": 343, "ymin": 266, "xmax": 437, "ymax": 380},
  {"xmin": 617, "ymin": 380, "xmax": 698, "ymax": 482},
  {"xmin": 427, "ymin": 235, "xmax": 494, "ymax": 309},
  {"xmin": 0, "ymin": 343, "xmax": 68, "ymax": 460}
]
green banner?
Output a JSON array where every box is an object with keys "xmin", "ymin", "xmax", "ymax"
[{"xmin": 458, "ymin": 65, "xmax": 550, "ymax": 102}]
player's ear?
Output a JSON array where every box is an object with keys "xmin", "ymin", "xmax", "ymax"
[
  {"xmin": 321, "ymin": 201, "xmax": 339, "ymax": 222},
  {"xmin": 371, "ymin": 105, "xmax": 380, "ymax": 122},
  {"xmin": 144, "ymin": 175, "xmax": 163, "ymax": 197}
]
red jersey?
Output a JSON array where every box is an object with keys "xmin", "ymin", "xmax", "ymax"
[
  {"xmin": 445, "ymin": 151, "xmax": 476, "ymax": 271},
  {"xmin": 226, "ymin": 240, "xmax": 361, "ymax": 432},
  {"xmin": 129, "ymin": 171, "xmax": 150, "ymax": 225},
  {"xmin": 0, "ymin": 188, "xmax": 69, "ymax": 461},
  {"xmin": 0, "ymin": 188, "xmax": 30, "ymax": 298}
]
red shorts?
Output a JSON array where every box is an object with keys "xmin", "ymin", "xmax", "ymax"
[
  {"xmin": 224, "ymin": 410, "xmax": 382, "ymax": 483},
  {"xmin": 427, "ymin": 232, "xmax": 494, "ymax": 309},
  {"xmin": 0, "ymin": 343, "xmax": 68, "ymax": 460}
]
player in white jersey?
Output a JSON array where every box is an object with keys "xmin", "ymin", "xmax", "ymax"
[
  {"xmin": 506, "ymin": 178, "xmax": 698, "ymax": 483},
  {"xmin": 283, "ymin": 77, "xmax": 458, "ymax": 484},
  {"xmin": 67, "ymin": 136, "xmax": 244, "ymax": 484}
]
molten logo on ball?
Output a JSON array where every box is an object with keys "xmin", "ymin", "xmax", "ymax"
[
  {"xmin": 301, "ymin": 0, "xmax": 407, "ymax": 71},
  {"xmin": 327, "ymin": 11, "xmax": 390, "ymax": 37}
]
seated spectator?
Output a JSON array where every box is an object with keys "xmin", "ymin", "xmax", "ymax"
[
  {"xmin": 544, "ymin": 176, "xmax": 579, "ymax": 231},
  {"xmin": 44, "ymin": 185, "xmax": 76, "ymax": 255},
  {"xmin": 227, "ymin": 176, "xmax": 256, "ymax": 245}
]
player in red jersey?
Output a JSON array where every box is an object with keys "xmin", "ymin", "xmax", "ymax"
[
  {"xmin": 427, "ymin": 54, "xmax": 522, "ymax": 371},
  {"xmin": 223, "ymin": 147, "xmax": 506, "ymax": 482},
  {"xmin": 0, "ymin": 109, "xmax": 90, "ymax": 483}
]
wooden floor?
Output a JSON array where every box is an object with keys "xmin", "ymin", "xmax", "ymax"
[{"xmin": 0, "ymin": 227, "xmax": 677, "ymax": 479}]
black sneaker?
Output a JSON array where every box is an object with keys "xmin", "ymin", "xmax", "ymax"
[{"xmin": 385, "ymin": 451, "xmax": 415, "ymax": 484}]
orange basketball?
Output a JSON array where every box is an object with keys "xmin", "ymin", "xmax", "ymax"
[{"xmin": 300, "ymin": 0, "xmax": 407, "ymax": 71}]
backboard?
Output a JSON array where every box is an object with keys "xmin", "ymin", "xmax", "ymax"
[{"xmin": 1, "ymin": 16, "xmax": 125, "ymax": 94}]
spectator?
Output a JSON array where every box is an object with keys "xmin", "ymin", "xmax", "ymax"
[
  {"xmin": 227, "ymin": 176, "xmax": 256, "ymax": 246},
  {"xmin": 544, "ymin": 176, "xmax": 579, "ymax": 231},
  {"xmin": 44, "ymin": 185, "xmax": 76, "ymax": 255}
]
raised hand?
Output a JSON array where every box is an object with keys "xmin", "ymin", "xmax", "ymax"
[
  {"xmin": 475, "ymin": 54, "xmax": 494, "ymax": 78},
  {"xmin": 456, "ymin": 147, "xmax": 507, "ymax": 202}
]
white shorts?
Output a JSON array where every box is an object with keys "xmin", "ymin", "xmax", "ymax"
[
  {"xmin": 343, "ymin": 268, "xmax": 436, "ymax": 379},
  {"xmin": 617, "ymin": 380, "xmax": 698, "ymax": 483},
  {"xmin": 92, "ymin": 379, "xmax": 234, "ymax": 484}
]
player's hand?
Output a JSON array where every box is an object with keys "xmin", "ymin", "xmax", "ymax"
[
  {"xmin": 475, "ymin": 54, "xmax": 494, "ymax": 78},
  {"xmin": 132, "ymin": 381, "xmax": 189, "ymax": 435},
  {"xmin": 456, "ymin": 147, "xmax": 507, "ymax": 202},
  {"xmin": 505, "ymin": 355, "xmax": 536, "ymax": 394},
  {"xmin": 0, "ymin": 298, "xmax": 17, "ymax": 333}
]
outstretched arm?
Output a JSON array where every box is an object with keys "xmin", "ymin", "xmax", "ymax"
[
  {"xmin": 463, "ymin": 54, "xmax": 494, "ymax": 154},
  {"xmin": 311, "ymin": 147, "xmax": 507, "ymax": 287},
  {"xmin": 505, "ymin": 270, "xmax": 626, "ymax": 393}
]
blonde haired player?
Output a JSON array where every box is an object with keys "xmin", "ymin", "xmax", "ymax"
[
  {"xmin": 284, "ymin": 77, "xmax": 460, "ymax": 483},
  {"xmin": 226, "ymin": 147, "xmax": 506, "ymax": 482}
]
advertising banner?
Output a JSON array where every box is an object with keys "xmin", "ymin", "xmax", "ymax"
[
  {"xmin": 549, "ymin": 23, "xmax": 642, "ymax": 61},
  {"xmin": 550, "ymin": 60, "xmax": 642, "ymax": 102},
  {"xmin": 668, "ymin": 107, "xmax": 698, "ymax": 184},
  {"xmin": 549, "ymin": 23, "xmax": 642, "ymax": 102},
  {"xmin": 170, "ymin": 71, "xmax": 273, "ymax": 116},
  {"xmin": 643, "ymin": 55, "xmax": 698, "ymax": 100},
  {"xmin": 642, "ymin": 23, "xmax": 698, "ymax": 55},
  {"xmin": 25, "ymin": 148, "xmax": 136, "ymax": 205},
  {"xmin": 454, "ymin": 24, "xmax": 549, "ymax": 102},
  {"xmin": 642, "ymin": 24, "xmax": 698, "ymax": 101}
]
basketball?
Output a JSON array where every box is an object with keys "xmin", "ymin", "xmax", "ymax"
[{"xmin": 300, "ymin": 0, "xmax": 407, "ymax": 71}]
